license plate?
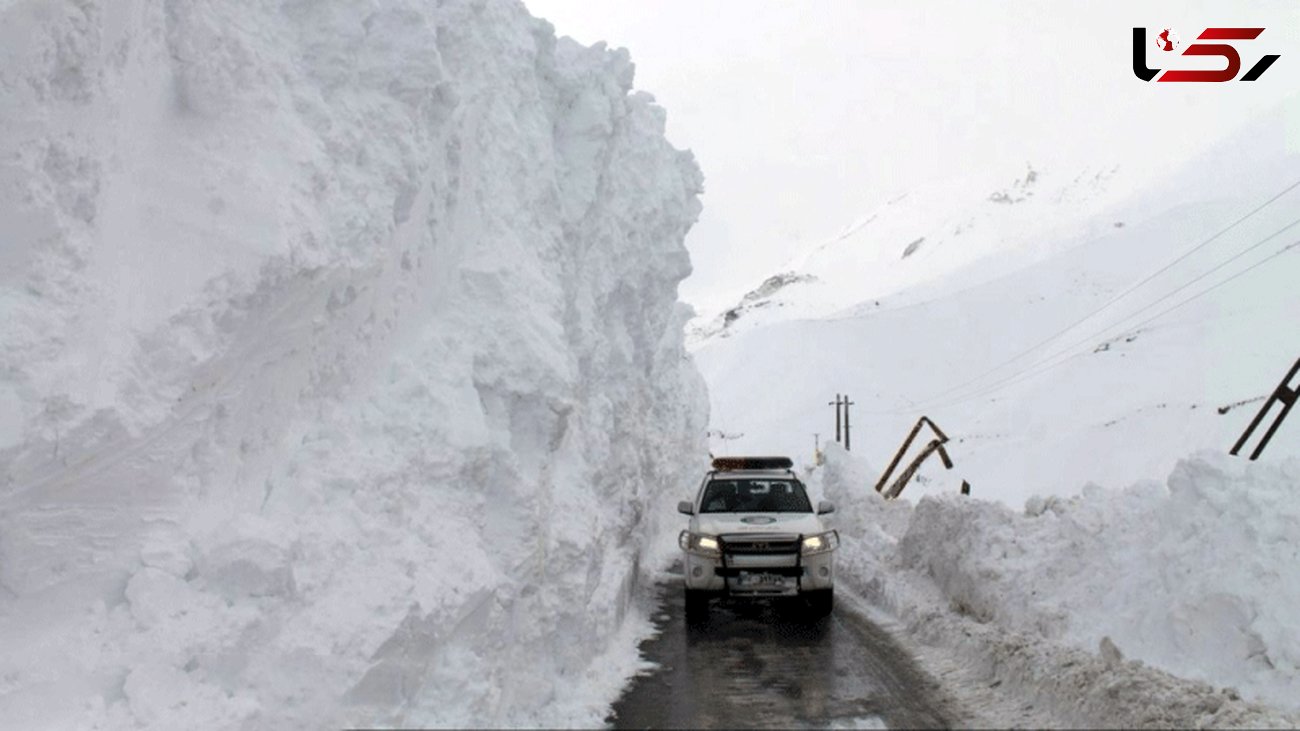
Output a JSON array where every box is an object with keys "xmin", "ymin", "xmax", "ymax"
[{"xmin": 738, "ymin": 572, "xmax": 786, "ymax": 588}]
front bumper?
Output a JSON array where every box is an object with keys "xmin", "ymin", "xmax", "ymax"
[{"xmin": 682, "ymin": 534, "xmax": 835, "ymax": 595}]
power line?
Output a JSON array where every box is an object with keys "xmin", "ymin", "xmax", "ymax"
[
  {"xmin": 940, "ymin": 238, "xmax": 1300, "ymax": 410},
  {"xmin": 905, "ymin": 215, "xmax": 1300, "ymax": 413},
  {"xmin": 923, "ymin": 237, "xmax": 1300, "ymax": 413},
  {"xmin": 906, "ymin": 179, "xmax": 1300, "ymax": 408}
]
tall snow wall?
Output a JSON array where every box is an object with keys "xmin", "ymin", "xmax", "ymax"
[{"xmin": 0, "ymin": 0, "xmax": 707, "ymax": 727}]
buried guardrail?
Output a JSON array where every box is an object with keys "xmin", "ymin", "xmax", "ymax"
[
  {"xmin": 1230, "ymin": 356, "xmax": 1300, "ymax": 460},
  {"xmin": 874, "ymin": 416, "xmax": 970, "ymax": 499}
]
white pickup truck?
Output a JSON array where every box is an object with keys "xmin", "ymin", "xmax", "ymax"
[{"xmin": 677, "ymin": 456, "xmax": 837, "ymax": 619}]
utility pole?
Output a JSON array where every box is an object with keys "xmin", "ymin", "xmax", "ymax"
[
  {"xmin": 843, "ymin": 394, "xmax": 855, "ymax": 451},
  {"xmin": 828, "ymin": 394, "xmax": 843, "ymax": 443}
]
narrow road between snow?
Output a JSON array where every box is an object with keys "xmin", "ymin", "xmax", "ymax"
[{"xmin": 608, "ymin": 573, "xmax": 961, "ymax": 729}]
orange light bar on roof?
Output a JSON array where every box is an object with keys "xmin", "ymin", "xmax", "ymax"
[{"xmin": 711, "ymin": 456, "xmax": 794, "ymax": 471}]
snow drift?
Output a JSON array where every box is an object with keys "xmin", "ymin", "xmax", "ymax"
[
  {"xmin": 0, "ymin": 0, "xmax": 706, "ymax": 727},
  {"xmin": 815, "ymin": 446, "xmax": 1300, "ymax": 727}
]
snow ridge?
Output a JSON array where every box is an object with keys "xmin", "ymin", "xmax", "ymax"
[
  {"xmin": 688, "ymin": 160, "xmax": 1133, "ymax": 344},
  {"xmin": 0, "ymin": 1, "xmax": 705, "ymax": 727}
]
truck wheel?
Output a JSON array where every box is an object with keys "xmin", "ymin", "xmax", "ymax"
[
  {"xmin": 685, "ymin": 588, "xmax": 710, "ymax": 622},
  {"xmin": 805, "ymin": 588, "xmax": 833, "ymax": 618}
]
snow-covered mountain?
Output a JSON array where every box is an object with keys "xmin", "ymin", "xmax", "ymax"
[
  {"xmin": 0, "ymin": 1, "xmax": 705, "ymax": 727},
  {"xmin": 689, "ymin": 159, "xmax": 1140, "ymax": 344},
  {"xmin": 694, "ymin": 101, "xmax": 1300, "ymax": 507}
]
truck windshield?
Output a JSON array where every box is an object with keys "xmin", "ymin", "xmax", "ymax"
[{"xmin": 699, "ymin": 479, "xmax": 813, "ymax": 513}]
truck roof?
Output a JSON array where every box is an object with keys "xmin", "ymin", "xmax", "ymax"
[
  {"xmin": 706, "ymin": 469, "xmax": 798, "ymax": 479},
  {"xmin": 710, "ymin": 456, "xmax": 793, "ymax": 471}
]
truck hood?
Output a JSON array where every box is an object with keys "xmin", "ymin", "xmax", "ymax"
[{"xmin": 694, "ymin": 513, "xmax": 826, "ymax": 536}]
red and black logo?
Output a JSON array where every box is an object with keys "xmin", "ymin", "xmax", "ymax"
[{"xmin": 1133, "ymin": 27, "xmax": 1280, "ymax": 82}]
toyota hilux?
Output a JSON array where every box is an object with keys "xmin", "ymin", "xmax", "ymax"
[{"xmin": 677, "ymin": 456, "xmax": 837, "ymax": 619}]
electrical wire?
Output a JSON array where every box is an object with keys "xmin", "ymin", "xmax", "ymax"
[
  {"xmin": 919, "ymin": 237, "xmax": 1300, "ymax": 413},
  {"xmin": 904, "ymin": 179, "xmax": 1300, "ymax": 408},
  {"xmin": 903, "ymin": 215, "xmax": 1300, "ymax": 413}
]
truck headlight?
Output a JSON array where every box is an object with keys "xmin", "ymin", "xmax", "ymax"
[
  {"xmin": 802, "ymin": 530, "xmax": 839, "ymax": 555},
  {"xmin": 679, "ymin": 531, "xmax": 721, "ymax": 557}
]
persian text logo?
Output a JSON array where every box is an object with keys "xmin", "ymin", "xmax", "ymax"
[{"xmin": 1133, "ymin": 27, "xmax": 1281, "ymax": 82}]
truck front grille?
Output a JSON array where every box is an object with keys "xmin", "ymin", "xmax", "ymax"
[{"xmin": 720, "ymin": 533, "xmax": 800, "ymax": 555}]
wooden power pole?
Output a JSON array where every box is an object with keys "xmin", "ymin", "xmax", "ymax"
[
  {"xmin": 828, "ymin": 394, "xmax": 843, "ymax": 443},
  {"xmin": 843, "ymin": 394, "xmax": 855, "ymax": 451},
  {"xmin": 1231, "ymin": 356, "xmax": 1300, "ymax": 460}
]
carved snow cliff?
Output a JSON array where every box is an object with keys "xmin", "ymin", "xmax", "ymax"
[{"xmin": 0, "ymin": 0, "xmax": 706, "ymax": 727}]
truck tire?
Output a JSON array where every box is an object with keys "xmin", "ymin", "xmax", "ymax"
[
  {"xmin": 685, "ymin": 588, "xmax": 710, "ymax": 622},
  {"xmin": 805, "ymin": 588, "xmax": 833, "ymax": 618}
]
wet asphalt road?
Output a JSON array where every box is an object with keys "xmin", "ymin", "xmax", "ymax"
[{"xmin": 608, "ymin": 579, "xmax": 960, "ymax": 730}]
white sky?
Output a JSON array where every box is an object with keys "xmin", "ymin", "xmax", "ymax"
[{"xmin": 522, "ymin": 1, "xmax": 1300, "ymax": 312}]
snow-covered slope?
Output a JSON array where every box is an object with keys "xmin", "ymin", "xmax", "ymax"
[
  {"xmin": 0, "ymin": 1, "xmax": 705, "ymax": 728},
  {"xmin": 695, "ymin": 102, "xmax": 1300, "ymax": 508},
  {"xmin": 689, "ymin": 158, "xmax": 1144, "ymax": 344}
]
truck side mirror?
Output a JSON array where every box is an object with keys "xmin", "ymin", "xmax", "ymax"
[
  {"xmin": 677, "ymin": 500, "xmax": 694, "ymax": 515},
  {"xmin": 817, "ymin": 500, "xmax": 836, "ymax": 515}
]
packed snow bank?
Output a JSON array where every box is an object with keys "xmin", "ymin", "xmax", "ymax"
[
  {"xmin": 0, "ymin": 0, "xmax": 706, "ymax": 727},
  {"xmin": 815, "ymin": 446, "xmax": 1300, "ymax": 727}
]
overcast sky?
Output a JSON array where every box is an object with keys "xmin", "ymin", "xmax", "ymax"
[{"xmin": 523, "ymin": 1, "xmax": 1300, "ymax": 312}]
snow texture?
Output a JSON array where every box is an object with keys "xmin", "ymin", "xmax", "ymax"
[
  {"xmin": 0, "ymin": 0, "xmax": 706, "ymax": 728},
  {"xmin": 688, "ymin": 160, "xmax": 1133, "ymax": 343},
  {"xmin": 696, "ymin": 99, "xmax": 1300, "ymax": 724},
  {"xmin": 694, "ymin": 101, "xmax": 1300, "ymax": 508},
  {"xmin": 814, "ymin": 446, "xmax": 1300, "ymax": 728}
]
